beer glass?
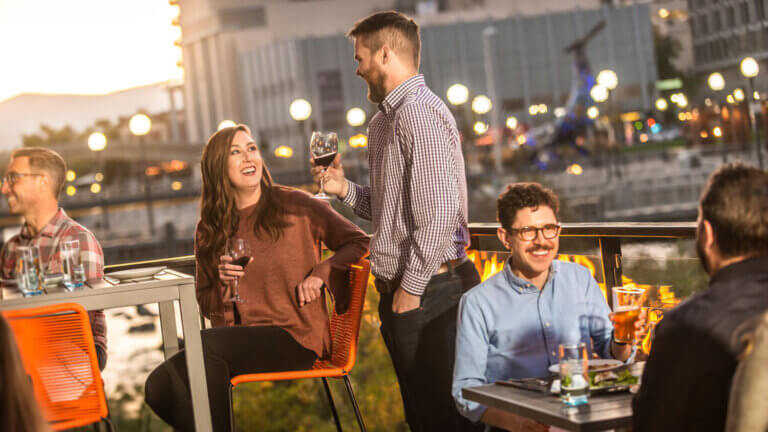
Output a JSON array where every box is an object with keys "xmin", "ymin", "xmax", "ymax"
[
  {"xmin": 612, "ymin": 287, "xmax": 645, "ymax": 344},
  {"xmin": 559, "ymin": 343, "xmax": 589, "ymax": 406}
]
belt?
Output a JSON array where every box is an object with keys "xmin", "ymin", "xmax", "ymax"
[{"xmin": 375, "ymin": 257, "xmax": 470, "ymax": 294}]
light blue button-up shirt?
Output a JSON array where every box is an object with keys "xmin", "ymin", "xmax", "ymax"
[{"xmin": 452, "ymin": 259, "xmax": 614, "ymax": 423}]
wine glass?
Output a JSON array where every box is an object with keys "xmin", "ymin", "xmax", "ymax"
[
  {"xmin": 309, "ymin": 131, "xmax": 338, "ymax": 199},
  {"xmin": 227, "ymin": 238, "xmax": 250, "ymax": 304}
]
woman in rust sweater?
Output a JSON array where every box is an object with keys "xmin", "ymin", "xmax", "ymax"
[{"xmin": 144, "ymin": 124, "xmax": 369, "ymax": 431}]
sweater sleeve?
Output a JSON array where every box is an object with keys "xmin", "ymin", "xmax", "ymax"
[{"xmin": 306, "ymin": 199, "xmax": 370, "ymax": 308}]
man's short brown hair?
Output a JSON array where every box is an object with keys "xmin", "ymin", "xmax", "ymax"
[
  {"xmin": 11, "ymin": 147, "xmax": 67, "ymax": 198},
  {"xmin": 700, "ymin": 163, "xmax": 768, "ymax": 258},
  {"xmin": 347, "ymin": 11, "xmax": 421, "ymax": 68},
  {"xmin": 497, "ymin": 182, "xmax": 560, "ymax": 231}
]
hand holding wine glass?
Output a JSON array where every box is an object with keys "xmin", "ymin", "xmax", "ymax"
[
  {"xmin": 226, "ymin": 238, "xmax": 250, "ymax": 303},
  {"xmin": 309, "ymin": 131, "xmax": 338, "ymax": 199}
]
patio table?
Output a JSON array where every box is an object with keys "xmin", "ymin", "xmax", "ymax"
[
  {"xmin": 463, "ymin": 383, "xmax": 634, "ymax": 431},
  {"xmin": 0, "ymin": 269, "xmax": 213, "ymax": 432}
]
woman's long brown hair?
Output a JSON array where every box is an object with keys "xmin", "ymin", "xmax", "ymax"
[
  {"xmin": 197, "ymin": 124, "xmax": 289, "ymax": 281},
  {"xmin": 0, "ymin": 316, "xmax": 51, "ymax": 432}
]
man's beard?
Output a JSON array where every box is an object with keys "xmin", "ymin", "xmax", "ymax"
[{"xmin": 366, "ymin": 72, "xmax": 386, "ymax": 104}]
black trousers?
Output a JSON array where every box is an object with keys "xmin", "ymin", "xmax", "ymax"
[
  {"xmin": 144, "ymin": 326, "xmax": 317, "ymax": 432},
  {"xmin": 376, "ymin": 260, "xmax": 484, "ymax": 432}
]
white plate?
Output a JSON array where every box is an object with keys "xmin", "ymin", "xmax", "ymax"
[
  {"xmin": 106, "ymin": 266, "xmax": 166, "ymax": 281},
  {"xmin": 548, "ymin": 359, "xmax": 623, "ymax": 374}
]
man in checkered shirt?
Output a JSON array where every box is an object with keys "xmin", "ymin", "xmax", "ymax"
[
  {"xmin": 313, "ymin": 11, "xmax": 482, "ymax": 432},
  {"xmin": 0, "ymin": 147, "xmax": 107, "ymax": 370}
]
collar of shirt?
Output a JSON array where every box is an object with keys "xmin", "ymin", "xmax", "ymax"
[
  {"xmin": 501, "ymin": 258, "xmax": 559, "ymax": 294},
  {"xmin": 378, "ymin": 74, "xmax": 426, "ymax": 118},
  {"xmin": 19, "ymin": 208, "xmax": 68, "ymax": 241}
]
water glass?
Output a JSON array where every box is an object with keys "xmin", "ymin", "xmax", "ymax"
[
  {"xmin": 61, "ymin": 239, "xmax": 86, "ymax": 290},
  {"xmin": 559, "ymin": 343, "xmax": 589, "ymax": 406},
  {"xmin": 15, "ymin": 246, "xmax": 42, "ymax": 296}
]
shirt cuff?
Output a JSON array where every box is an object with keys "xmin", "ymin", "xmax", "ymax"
[
  {"xmin": 341, "ymin": 180, "xmax": 363, "ymax": 208},
  {"xmin": 399, "ymin": 269, "xmax": 430, "ymax": 296}
]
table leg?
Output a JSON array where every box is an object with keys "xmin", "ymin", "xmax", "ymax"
[
  {"xmin": 177, "ymin": 283, "xmax": 213, "ymax": 432},
  {"xmin": 158, "ymin": 301, "xmax": 179, "ymax": 359}
]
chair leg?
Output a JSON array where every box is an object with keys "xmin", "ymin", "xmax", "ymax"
[
  {"xmin": 321, "ymin": 377, "xmax": 343, "ymax": 432},
  {"xmin": 229, "ymin": 383, "xmax": 236, "ymax": 432},
  {"xmin": 343, "ymin": 375, "xmax": 366, "ymax": 432}
]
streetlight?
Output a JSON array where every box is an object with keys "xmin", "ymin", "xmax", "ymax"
[
  {"xmin": 506, "ymin": 116, "xmax": 518, "ymax": 130},
  {"xmin": 708, "ymin": 72, "xmax": 726, "ymax": 91},
  {"xmin": 708, "ymin": 72, "xmax": 728, "ymax": 161},
  {"xmin": 218, "ymin": 120, "xmax": 236, "ymax": 131},
  {"xmin": 129, "ymin": 113, "xmax": 156, "ymax": 236},
  {"xmin": 734, "ymin": 88, "xmax": 745, "ymax": 102},
  {"xmin": 587, "ymin": 106, "xmax": 600, "ymax": 119},
  {"xmin": 590, "ymin": 85, "xmax": 609, "ymax": 103},
  {"xmin": 655, "ymin": 98, "xmax": 668, "ymax": 111},
  {"xmin": 289, "ymin": 99, "xmax": 312, "ymax": 121},
  {"xmin": 346, "ymin": 107, "xmax": 366, "ymax": 127},
  {"xmin": 87, "ymin": 132, "xmax": 109, "ymax": 229},
  {"xmin": 446, "ymin": 84, "xmax": 469, "ymax": 106},
  {"xmin": 597, "ymin": 69, "xmax": 618, "ymax": 91},
  {"xmin": 289, "ymin": 98, "xmax": 312, "ymax": 162},
  {"xmin": 471, "ymin": 95, "xmax": 492, "ymax": 115},
  {"xmin": 473, "ymin": 121, "xmax": 489, "ymax": 135},
  {"xmin": 740, "ymin": 56, "xmax": 763, "ymax": 169}
]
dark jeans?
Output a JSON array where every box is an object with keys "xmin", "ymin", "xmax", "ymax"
[
  {"xmin": 376, "ymin": 260, "xmax": 484, "ymax": 432},
  {"xmin": 144, "ymin": 326, "xmax": 316, "ymax": 432}
]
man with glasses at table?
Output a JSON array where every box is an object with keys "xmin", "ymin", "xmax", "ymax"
[
  {"xmin": 452, "ymin": 182, "xmax": 639, "ymax": 431},
  {"xmin": 0, "ymin": 147, "xmax": 107, "ymax": 370}
]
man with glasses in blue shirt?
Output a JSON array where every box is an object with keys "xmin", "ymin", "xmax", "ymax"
[{"xmin": 452, "ymin": 182, "xmax": 639, "ymax": 431}]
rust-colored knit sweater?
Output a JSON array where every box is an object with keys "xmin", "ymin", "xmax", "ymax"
[{"xmin": 195, "ymin": 187, "xmax": 369, "ymax": 357}]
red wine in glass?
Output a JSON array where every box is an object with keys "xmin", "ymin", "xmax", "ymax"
[
  {"xmin": 310, "ymin": 131, "xmax": 338, "ymax": 199},
  {"xmin": 313, "ymin": 152, "xmax": 337, "ymax": 167},
  {"xmin": 231, "ymin": 256, "xmax": 250, "ymax": 268},
  {"xmin": 227, "ymin": 238, "xmax": 249, "ymax": 303}
]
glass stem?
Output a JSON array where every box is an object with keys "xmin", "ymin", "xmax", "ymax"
[{"xmin": 320, "ymin": 168, "xmax": 326, "ymax": 194}]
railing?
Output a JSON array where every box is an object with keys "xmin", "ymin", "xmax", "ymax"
[{"xmin": 106, "ymin": 222, "xmax": 698, "ymax": 309}]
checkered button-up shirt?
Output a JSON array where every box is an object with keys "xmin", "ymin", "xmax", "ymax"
[
  {"xmin": 343, "ymin": 74, "xmax": 469, "ymax": 296},
  {"xmin": 0, "ymin": 208, "xmax": 107, "ymax": 357}
]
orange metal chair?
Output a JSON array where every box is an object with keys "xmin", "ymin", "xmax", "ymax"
[
  {"xmin": 3, "ymin": 303, "xmax": 112, "ymax": 431},
  {"xmin": 229, "ymin": 259, "xmax": 370, "ymax": 431}
]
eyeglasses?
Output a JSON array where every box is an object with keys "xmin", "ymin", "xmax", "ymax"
[
  {"xmin": 2, "ymin": 172, "xmax": 42, "ymax": 186},
  {"xmin": 507, "ymin": 223, "xmax": 561, "ymax": 241}
]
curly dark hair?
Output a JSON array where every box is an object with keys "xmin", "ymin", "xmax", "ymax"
[
  {"xmin": 497, "ymin": 182, "xmax": 560, "ymax": 231},
  {"xmin": 699, "ymin": 163, "xmax": 768, "ymax": 258}
]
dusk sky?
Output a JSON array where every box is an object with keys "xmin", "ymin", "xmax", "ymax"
[{"xmin": 0, "ymin": 0, "xmax": 182, "ymax": 102}]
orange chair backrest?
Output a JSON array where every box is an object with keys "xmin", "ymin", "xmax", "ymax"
[
  {"xmin": 3, "ymin": 303, "xmax": 108, "ymax": 431},
  {"xmin": 328, "ymin": 259, "xmax": 370, "ymax": 371}
]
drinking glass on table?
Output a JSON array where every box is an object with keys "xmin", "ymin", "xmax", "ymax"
[
  {"xmin": 226, "ymin": 238, "xmax": 250, "ymax": 304},
  {"xmin": 612, "ymin": 287, "xmax": 645, "ymax": 344},
  {"xmin": 15, "ymin": 246, "xmax": 42, "ymax": 296},
  {"xmin": 309, "ymin": 131, "xmax": 338, "ymax": 199},
  {"xmin": 61, "ymin": 239, "xmax": 86, "ymax": 290},
  {"xmin": 559, "ymin": 343, "xmax": 589, "ymax": 406}
]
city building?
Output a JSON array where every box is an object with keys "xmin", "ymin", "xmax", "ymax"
[
  {"xmin": 689, "ymin": 0, "xmax": 768, "ymax": 92},
  {"xmin": 177, "ymin": 0, "xmax": 657, "ymax": 160}
]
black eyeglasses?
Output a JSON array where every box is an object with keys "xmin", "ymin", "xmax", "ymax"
[
  {"xmin": 2, "ymin": 172, "xmax": 43, "ymax": 186},
  {"xmin": 507, "ymin": 223, "xmax": 561, "ymax": 241}
]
